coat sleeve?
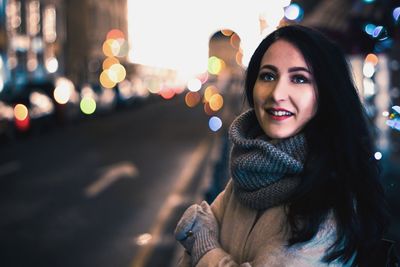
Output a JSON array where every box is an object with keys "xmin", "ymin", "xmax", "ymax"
[
  {"xmin": 177, "ymin": 180, "xmax": 232, "ymax": 267},
  {"xmin": 195, "ymin": 214, "xmax": 351, "ymax": 267}
]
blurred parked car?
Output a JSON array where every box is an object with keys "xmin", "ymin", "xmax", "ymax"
[{"xmin": 0, "ymin": 76, "xmax": 80, "ymax": 139}]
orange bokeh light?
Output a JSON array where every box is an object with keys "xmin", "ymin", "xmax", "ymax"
[
  {"xmin": 209, "ymin": 93, "xmax": 224, "ymax": 111},
  {"xmin": 14, "ymin": 104, "xmax": 28, "ymax": 121},
  {"xmin": 103, "ymin": 57, "xmax": 120, "ymax": 70},
  {"xmin": 204, "ymin": 85, "xmax": 218, "ymax": 102},
  {"xmin": 221, "ymin": 29, "xmax": 233, "ymax": 36},
  {"xmin": 107, "ymin": 29, "xmax": 125, "ymax": 40},
  {"xmin": 100, "ymin": 70, "xmax": 116, "ymax": 89},
  {"xmin": 204, "ymin": 102, "xmax": 215, "ymax": 116},
  {"xmin": 102, "ymin": 39, "xmax": 120, "ymax": 57},
  {"xmin": 365, "ymin": 53, "xmax": 379, "ymax": 66},
  {"xmin": 230, "ymin": 33, "xmax": 240, "ymax": 49},
  {"xmin": 185, "ymin": 92, "xmax": 201, "ymax": 107},
  {"xmin": 160, "ymin": 88, "xmax": 175, "ymax": 99}
]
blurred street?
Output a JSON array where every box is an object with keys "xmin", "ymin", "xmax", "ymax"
[{"xmin": 0, "ymin": 94, "xmax": 215, "ymax": 267}]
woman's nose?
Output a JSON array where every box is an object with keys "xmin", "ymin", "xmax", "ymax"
[{"xmin": 270, "ymin": 79, "xmax": 288, "ymax": 102}]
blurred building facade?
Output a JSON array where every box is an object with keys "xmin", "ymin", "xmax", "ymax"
[
  {"xmin": 64, "ymin": 0, "xmax": 128, "ymax": 86},
  {"xmin": 0, "ymin": 0, "xmax": 129, "ymax": 94},
  {"xmin": 0, "ymin": 0, "xmax": 66, "ymax": 94}
]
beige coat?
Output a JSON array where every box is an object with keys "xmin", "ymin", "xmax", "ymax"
[{"xmin": 178, "ymin": 180, "xmax": 354, "ymax": 267}]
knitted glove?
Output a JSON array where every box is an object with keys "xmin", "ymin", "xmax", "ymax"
[{"xmin": 174, "ymin": 201, "xmax": 220, "ymax": 266}]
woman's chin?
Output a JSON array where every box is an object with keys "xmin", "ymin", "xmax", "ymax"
[{"xmin": 264, "ymin": 129, "xmax": 296, "ymax": 140}]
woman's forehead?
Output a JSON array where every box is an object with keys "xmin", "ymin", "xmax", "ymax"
[{"xmin": 261, "ymin": 40, "xmax": 308, "ymax": 67}]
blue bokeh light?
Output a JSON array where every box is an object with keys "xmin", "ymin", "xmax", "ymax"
[
  {"xmin": 364, "ymin": 23, "xmax": 376, "ymax": 35},
  {"xmin": 209, "ymin": 116, "xmax": 222, "ymax": 132},
  {"xmin": 284, "ymin": 3, "xmax": 303, "ymax": 21},
  {"xmin": 371, "ymin": 26, "xmax": 388, "ymax": 41},
  {"xmin": 393, "ymin": 7, "xmax": 400, "ymax": 22}
]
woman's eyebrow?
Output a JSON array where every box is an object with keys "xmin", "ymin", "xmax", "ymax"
[
  {"xmin": 288, "ymin": 67, "xmax": 311, "ymax": 74},
  {"xmin": 260, "ymin": 65, "xmax": 311, "ymax": 74},
  {"xmin": 259, "ymin": 64, "xmax": 278, "ymax": 72}
]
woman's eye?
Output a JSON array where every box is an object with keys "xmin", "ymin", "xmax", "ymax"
[
  {"xmin": 292, "ymin": 75, "xmax": 310, "ymax": 84},
  {"xmin": 259, "ymin": 72, "xmax": 275, "ymax": 82}
]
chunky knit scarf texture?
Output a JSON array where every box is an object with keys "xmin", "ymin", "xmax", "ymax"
[{"xmin": 229, "ymin": 109, "xmax": 308, "ymax": 210}]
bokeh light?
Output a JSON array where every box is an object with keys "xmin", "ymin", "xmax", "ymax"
[
  {"xmin": 209, "ymin": 93, "xmax": 224, "ymax": 111},
  {"xmin": 27, "ymin": 57, "xmax": 38, "ymax": 72},
  {"xmin": 209, "ymin": 116, "xmax": 222, "ymax": 132},
  {"xmin": 230, "ymin": 33, "xmax": 240, "ymax": 49},
  {"xmin": 382, "ymin": 111, "xmax": 389, "ymax": 117},
  {"xmin": 363, "ymin": 0, "xmax": 375, "ymax": 3},
  {"xmin": 387, "ymin": 120, "xmax": 400, "ymax": 131},
  {"xmin": 197, "ymin": 72, "xmax": 209, "ymax": 84},
  {"xmin": 204, "ymin": 85, "xmax": 218, "ymax": 102},
  {"xmin": 30, "ymin": 91, "xmax": 54, "ymax": 118},
  {"xmin": 116, "ymin": 39, "xmax": 129, "ymax": 57},
  {"xmin": 386, "ymin": 106, "xmax": 400, "ymax": 131},
  {"xmin": 100, "ymin": 70, "xmax": 116, "ymax": 89},
  {"xmin": 103, "ymin": 29, "xmax": 129, "ymax": 58},
  {"xmin": 374, "ymin": 152, "xmax": 382, "ymax": 160},
  {"xmin": 45, "ymin": 57, "xmax": 58, "ymax": 73},
  {"xmin": 14, "ymin": 104, "xmax": 28, "ymax": 121},
  {"xmin": 159, "ymin": 88, "xmax": 175, "ymax": 99},
  {"xmin": 364, "ymin": 23, "xmax": 376, "ymax": 35},
  {"xmin": 284, "ymin": 3, "xmax": 303, "ymax": 21},
  {"xmin": 135, "ymin": 233, "xmax": 152, "ymax": 246},
  {"xmin": 363, "ymin": 62, "xmax": 375, "ymax": 78},
  {"xmin": 100, "ymin": 30, "xmax": 128, "ymax": 89},
  {"xmin": 187, "ymin": 78, "xmax": 202, "ymax": 92},
  {"xmin": 103, "ymin": 57, "xmax": 120, "ymax": 70},
  {"xmin": 185, "ymin": 92, "xmax": 201, "ymax": 107},
  {"xmin": 54, "ymin": 84, "xmax": 71, "ymax": 104},
  {"xmin": 208, "ymin": 56, "xmax": 225, "ymax": 75},
  {"xmin": 394, "ymin": 7, "xmax": 400, "ymax": 23},
  {"xmin": 221, "ymin": 29, "xmax": 233, "ymax": 36},
  {"xmin": 108, "ymin": 63, "xmax": 127, "ymax": 83},
  {"xmin": 372, "ymin": 26, "xmax": 388, "ymax": 40},
  {"xmin": 204, "ymin": 102, "xmax": 215, "ymax": 116},
  {"xmin": 102, "ymin": 39, "xmax": 120, "ymax": 57},
  {"xmin": 147, "ymin": 80, "xmax": 161, "ymax": 94},
  {"xmin": 365, "ymin": 53, "xmax": 379, "ymax": 66},
  {"xmin": 363, "ymin": 78, "xmax": 375, "ymax": 97},
  {"xmin": 107, "ymin": 29, "xmax": 125, "ymax": 40},
  {"xmin": 80, "ymin": 97, "xmax": 96, "ymax": 115}
]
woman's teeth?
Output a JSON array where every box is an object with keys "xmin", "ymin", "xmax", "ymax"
[{"xmin": 268, "ymin": 110, "xmax": 293, "ymax": 116}]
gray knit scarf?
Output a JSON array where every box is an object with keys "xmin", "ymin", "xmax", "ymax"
[{"xmin": 229, "ymin": 109, "xmax": 307, "ymax": 210}]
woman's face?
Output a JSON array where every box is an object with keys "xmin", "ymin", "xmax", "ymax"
[{"xmin": 253, "ymin": 39, "xmax": 317, "ymax": 139}]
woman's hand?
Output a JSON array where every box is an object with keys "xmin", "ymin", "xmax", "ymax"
[{"xmin": 175, "ymin": 201, "xmax": 220, "ymax": 266}]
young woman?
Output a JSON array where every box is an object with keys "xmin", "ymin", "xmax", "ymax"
[{"xmin": 174, "ymin": 25, "xmax": 390, "ymax": 267}]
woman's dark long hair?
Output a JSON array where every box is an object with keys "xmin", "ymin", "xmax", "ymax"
[{"xmin": 245, "ymin": 25, "xmax": 390, "ymax": 266}]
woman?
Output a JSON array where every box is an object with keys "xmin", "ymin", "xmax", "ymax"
[{"xmin": 174, "ymin": 25, "xmax": 389, "ymax": 267}]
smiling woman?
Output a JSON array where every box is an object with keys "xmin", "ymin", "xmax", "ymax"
[
  {"xmin": 175, "ymin": 25, "xmax": 393, "ymax": 267},
  {"xmin": 253, "ymin": 39, "xmax": 317, "ymax": 139}
]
